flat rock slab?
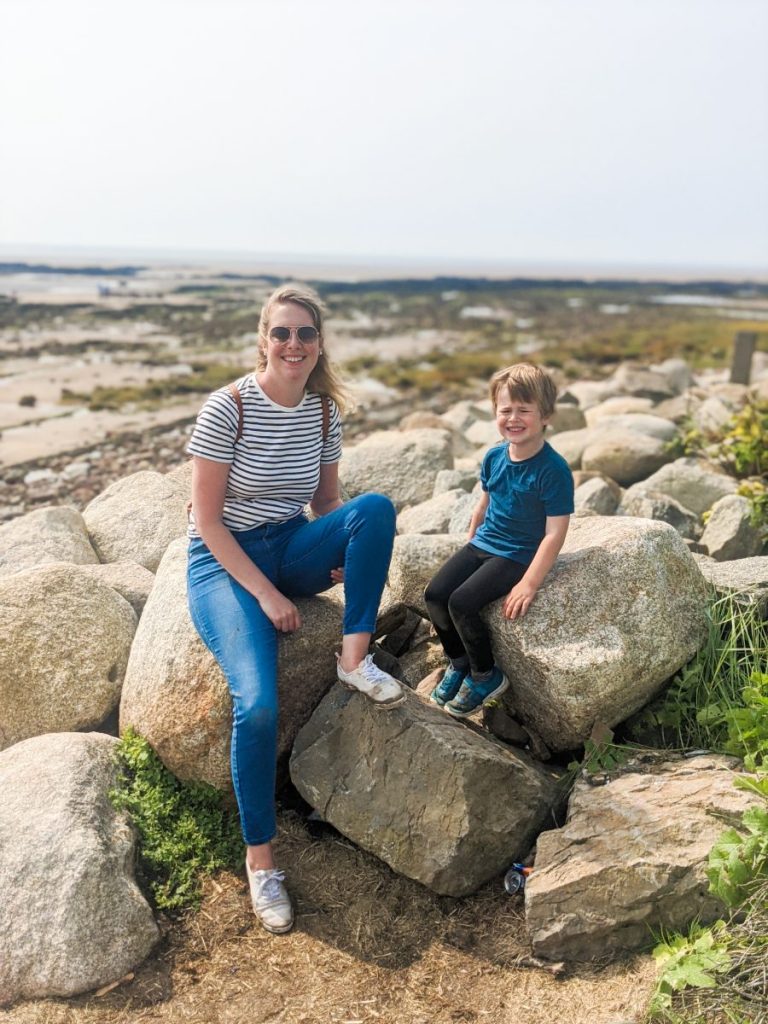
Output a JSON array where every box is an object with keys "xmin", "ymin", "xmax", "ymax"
[
  {"xmin": 290, "ymin": 685, "xmax": 563, "ymax": 896},
  {"xmin": 696, "ymin": 555, "xmax": 768, "ymax": 615},
  {"xmin": 0, "ymin": 733, "xmax": 158, "ymax": 1005},
  {"xmin": 525, "ymin": 756, "xmax": 757, "ymax": 961}
]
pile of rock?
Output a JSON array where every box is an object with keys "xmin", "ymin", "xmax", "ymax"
[{"xmin": 1, "ymin": 357, "xmax": 766, "ymax": 1004}]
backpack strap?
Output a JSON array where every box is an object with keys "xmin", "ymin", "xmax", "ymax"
[
  {"xmin": 320, "ymin": 394, "xmax": 330, "ymax": 442},
  {"xmin": 227, "ymin": 382, "xmax": 244, "ymax": 442}
]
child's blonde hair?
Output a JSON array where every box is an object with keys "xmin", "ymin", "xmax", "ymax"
[
  {"xmin": 489, "ymin": 363, "xmax": 558, "ymax": 419},
  {"xmin": 256, "ymin": 284, "xmax": 352, "ymax": 412}
]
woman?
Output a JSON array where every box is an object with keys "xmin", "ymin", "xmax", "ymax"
[{"xmin": 186, "ymin": 284, "xmax": 402, "ymax": 934}]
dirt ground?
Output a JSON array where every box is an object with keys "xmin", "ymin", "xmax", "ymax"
[{"xmin": 1, "ymin": 810, "xmax": 657, "ymax": 1024}]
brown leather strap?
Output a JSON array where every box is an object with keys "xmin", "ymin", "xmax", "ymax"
[
  {"xmin": 227, "ymin": 382, "xmax": 244, "ymax": 441},
  {"xmin": 320, "ymin": 394, "xmax": 330, "ymax": 441}
]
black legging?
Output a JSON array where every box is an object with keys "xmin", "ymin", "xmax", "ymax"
[{"xmin": 424, "ymin": 544, "xmax": 527, "ymax": 677}]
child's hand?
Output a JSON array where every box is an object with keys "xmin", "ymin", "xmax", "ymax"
[
  {"xmin": 503, "ymin": 581, "xmax": 538, "ymax": 620},
  {"xmin": 330, "ymin": 566, "xmax": 344, "ymax": 584}
]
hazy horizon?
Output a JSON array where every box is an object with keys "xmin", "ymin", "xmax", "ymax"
[{"xmin": 2, "ymin": 242, "xmax": 768, "ymax": 285}]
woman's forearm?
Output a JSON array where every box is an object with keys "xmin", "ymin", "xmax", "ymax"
[{"xmin": 196, "ymin": 520, "xmax": 278, "ymax": 600}]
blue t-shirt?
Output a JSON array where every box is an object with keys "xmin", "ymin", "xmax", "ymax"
[{"xmin": 472, "ymin": 441, "xmax": 574, "ymax": 565}]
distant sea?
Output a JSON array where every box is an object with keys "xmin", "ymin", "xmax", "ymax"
[{"xmin": 1, "ymin": 244, "xmax": 766, "ymax": 283}]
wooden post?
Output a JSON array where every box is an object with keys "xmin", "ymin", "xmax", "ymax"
[{"xmin": 730, "ymin": 331, "xmax": 757, "ymax": 385}]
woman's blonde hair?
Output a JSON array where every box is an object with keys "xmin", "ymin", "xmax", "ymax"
[
  {"xmin": 489, "ymin": 363, "xmax": 558, "ymax": 419},
  {"xmin": 256, "ymin": 284, "xmax": 351, "ymax": 412}
]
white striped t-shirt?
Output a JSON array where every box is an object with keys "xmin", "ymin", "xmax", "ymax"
[{"xmin": 186, "ymin": 374, "xmax": 342, "ymax": 537}]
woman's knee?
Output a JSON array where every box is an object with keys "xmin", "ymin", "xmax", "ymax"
[
  {"xmin": 348, "ymin": 492, "xmax": 396, "ymax": 531},
  {"xmin": 235, "ymin": 698, "xmax": 278, "ymax": 738}
]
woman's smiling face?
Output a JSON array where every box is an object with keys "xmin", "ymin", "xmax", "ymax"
[{"xmin": 262, "ymin": 301, "xmax": 321, "ymax": 383}]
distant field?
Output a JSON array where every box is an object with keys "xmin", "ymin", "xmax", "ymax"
[{"xmin": 1, "ymin": 269, "xmax": 767, "ymax": 465}]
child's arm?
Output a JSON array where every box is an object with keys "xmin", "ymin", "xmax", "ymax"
[
  {"xmin": 503, "ymin": 515, "xmax": 570, "ymax": 620},
  {"xmin": 467, "ymin": 491, "xmax": 490, "ymax": 540}
]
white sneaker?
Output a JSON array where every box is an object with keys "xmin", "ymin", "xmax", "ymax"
[
  {"xmin": 246, "ymin": 864, "xmax": 294, "ymax": 934},
  {"xmin": 336, "ymin": 653, "xmax": 406, "ymax": 708}
]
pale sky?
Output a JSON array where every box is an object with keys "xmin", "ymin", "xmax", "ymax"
[{"xmin": 1, "ymin": 0, "xmax": 767, "ymax": 271}]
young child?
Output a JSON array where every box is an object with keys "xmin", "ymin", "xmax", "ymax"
[{"xmin": 425, "ymin": 363, "xmax": 574, "ymax": 718}]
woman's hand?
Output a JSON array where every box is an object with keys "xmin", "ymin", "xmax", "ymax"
[
  {"xmin": 330, "ymin": 566, "xmax": 344, "ymax": 584},
  {"xmin": 259, "ymin": 589, "xmax": 302, "ymax": 632},
  {"xmin": 503, "ymin": 580, "xmax": 538, "ymax": 620}
]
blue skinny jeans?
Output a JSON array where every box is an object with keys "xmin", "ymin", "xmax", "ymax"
[{"xmin": 186, "ymin": 492, "xmax": 396, "ymax": 846}]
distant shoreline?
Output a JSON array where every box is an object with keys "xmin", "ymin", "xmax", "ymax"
[{"xmin": 0, "ymin": 245, "xmax": 766, "ymax": 284}]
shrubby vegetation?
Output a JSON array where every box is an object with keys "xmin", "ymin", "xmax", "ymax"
[
  {"xmin": 60, "ymin": 362, "xmax": 245, "ymax": 411},
  {"xmin": 109, "ymin": 728, "xmax": 242, "ymax": 912},
  {"xmin": 622, "ymin": 594, "xmax": 768, "ymax": 1023}
]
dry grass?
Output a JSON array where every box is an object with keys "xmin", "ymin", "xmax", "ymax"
[{"xmin": 1, "ymin": 810, "xmax": 656, "ymax": 1024}]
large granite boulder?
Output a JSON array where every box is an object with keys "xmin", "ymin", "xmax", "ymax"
[
  {"xmin": 75, "ymin": 561, "xmax": 155, "ymax": 617},
  {"xmin": 290, "ymin": 685, "xmax": 563, "ymax": 896},
  {"xmin": 548, "ymin": 403, "xmax": 587, "ymax": 434},
  {"xmin": 609, "ymin": 364, "xmax": 675, "ymax": 402},
  {"xmin": 432, "ymin": 468, "xmax": 478, "ymax": 496},
  {"xmin": 387, "ymin": 534, "xmax": 465, "ymax": 614},
  {"xmin": 548, "ymin": 427, "xmax": 597, "ymax": 468},
  {"xmin": 584, "ymin": 396, "xmax": 654, "ymax": 423},
  {"xmin": 526, "ymin": 756, "xmax": 757, "ymax": 960},
  {"xmin": 485, "ymin": 517, "xmax": 709, "ymax": 752},
  {"xmin": 0, "ymin": 733, "xmax": 158, "ymax": 1004},
  {"xmin": 0, "ymin": 506, "xmax": 99, "ymax": 579},
  {"xmin": 465, "ymin": 418, "xmax": 501, "ymax": 447},
  {"xmin": 559, "ymin": 379, "xmax": 620, "ymax": 409},
  {"xmin": 618, "ymin": 490, "xmax": 700, "ymax": 539},
  {"xmin": 440, "ymin": 399, "xmax": 493, "ymax": 434},
  {"xmin": 340, "ymin": 429, "xmax": 453, "ymax": 511},
  {"xmin": 692, "ymin": 396, "xmax": 735, "ymax": 435},
  {"xmin": 574, "ymin": 476, "xmax": 620, "ymax": 516},
  {"xmin": 397, "ymin": 490, "xmax": 468, "ymax": 535},
  {"xmin": 448, "ymin": 492, "xmax": 479, "ymax": 535},
  {"xmin": 83, "ymin": 470, "xmax": 189, "ymax": 572},
  {"xmin": 0, "ymin": 564, "xmax": 137, "ymax": 752},
  {"xmin": 120, "ymin": 537, "xmax": 345, "ymax": 790},
  {"xmin": 588, "ymin": 413, "xmax": 678, "ymax": 442},
  {"xmin": 581, "ymin": 430, "xmax": 672, "ymax": 486},
  {"xmin": 700, "ymin": 494, "xmax": 765, "ymax": 561},
  {"xmin": 624, "ymin": 458, "xmax": 738, "ymax": 516},
  {"xmin": 651, "ymin": 357, "xmax": 693, "ymax": 394}
]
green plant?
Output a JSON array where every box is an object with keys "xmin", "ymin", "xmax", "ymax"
[
  {"xmin": 707, "ymin": 774, "xmax": 768, "ymax": 908},
  {"xmin": 627, "ymin": 592, "xmax": 768, "ymax": 755},
  {"xmin": 737, "ymin": 479, "xmax": 768, "ymax": 543},
  {"xmin": 567, "ymin": 736, "xmax": 634, "ymax": 777},
  {"xmin": 649, "ymin": 921, "xmax": 732, "ymax": 1017},
  {"xmin": 717, "ymin": 402, "xmax": 768, "ymax": 478},
  {"xmin": 110, "ymin": 728, "xmax": 242, "ymax": 911},
  {"xmin": 721, "ymin": 673, "xmax": 768, "ymax": 772}
]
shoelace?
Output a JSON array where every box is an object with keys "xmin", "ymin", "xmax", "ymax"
[
  {"xmin": 358, "ymin": 654, "xmax": 390, "ymax": 683},
  {"xmin": 258, "ymin": 869, "xmax": 286, "ymax": 902}
]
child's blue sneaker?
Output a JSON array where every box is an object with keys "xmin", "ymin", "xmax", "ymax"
[
  {"xmin": 446, "ymin": 667, "xmax": 508, "ymax": 718},
  {"xmin": 430, "ymin": 665, "xmax": 468, "ymax": 707}
]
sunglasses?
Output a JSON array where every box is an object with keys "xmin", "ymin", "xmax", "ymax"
[{"xmin": 268, "ymin": 326, "xmax": 320, "ymax": 344}]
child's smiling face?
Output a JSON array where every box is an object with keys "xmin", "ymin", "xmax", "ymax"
[{"xmin": 494, "ymin": 384, "xmax": 550, "ymax": 458}]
